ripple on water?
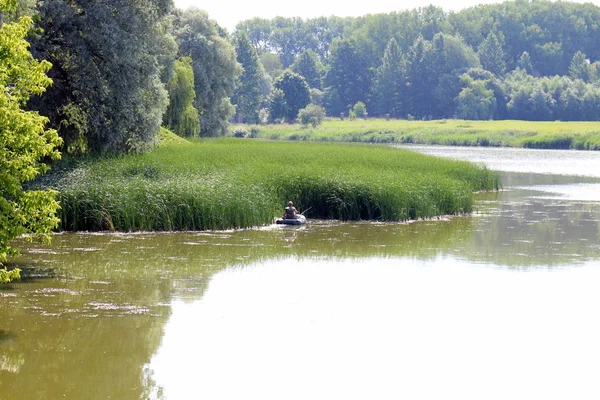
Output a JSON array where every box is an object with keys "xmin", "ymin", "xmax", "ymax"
[{"xmin": 86, "ymin": 302, "xmax": 151, "ymax": 315}]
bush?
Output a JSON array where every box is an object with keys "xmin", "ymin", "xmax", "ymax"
[
  {"xmin": 233, "ymin": 128, "xmax": 248, "ymax": 138},
  {"xmin": 352, "ymin": 101, "xmax": 367, "ymax": 119},
  {"xmin": 298, "ymin": 104, "xmax": 325, "ymax": 128}
]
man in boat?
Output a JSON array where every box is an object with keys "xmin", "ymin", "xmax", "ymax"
[{"xmin": 283, "ymin": 201, "xmax": 299, "ymax": 219}]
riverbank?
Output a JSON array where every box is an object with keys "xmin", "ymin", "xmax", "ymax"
[
  {"xmin": 40, "ymin": 136, "xmax": 499, "ymax": 232},
  {"xmin": 236, "ymin": 119, "xmax": 600, "ymax": 150}
]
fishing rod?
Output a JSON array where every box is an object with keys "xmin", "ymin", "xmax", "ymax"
[{"xmin": 300, "ymin": 206, "xmax": 312, "ymax": 216}]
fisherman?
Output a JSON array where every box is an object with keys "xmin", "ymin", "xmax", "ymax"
[{"xmin": 283, "ymin": 201, "xmax": 298, "ymax": 219}]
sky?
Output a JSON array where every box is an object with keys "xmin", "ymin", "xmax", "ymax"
[{"xmin": 172, "ymin": 0, "xmax": 513, "ymax": 30}]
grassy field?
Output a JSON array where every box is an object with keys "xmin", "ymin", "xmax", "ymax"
[
  {"xmin": 237, "ymin": 119, "xmax": 600, "ymax": 150},
  {"xmin": 44, "ymin": 135, "xmax": 499, "ymax": 232}
]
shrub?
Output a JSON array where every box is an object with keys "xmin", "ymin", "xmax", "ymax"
[
  {"xmin": 233, "ymin": 128, "xmax": 248, "ymax": 138},
  {"xmin": 298, "ymin": 104, "xmax": 325, "ymax": 128},
  {"xmin": 352, "ymin": 101, "xmax": 367, "ymax": 119}
]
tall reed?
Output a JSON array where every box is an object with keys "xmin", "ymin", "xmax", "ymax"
[{"xmin": 53, "ymin": 138, "xmax": 499, "ymax": 231}]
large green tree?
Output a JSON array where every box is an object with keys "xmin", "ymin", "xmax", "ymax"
[
  {"xmin": 0, "ymin": 0, "xmax": 62, "ymax": 267},
  {"xmin": 371, "ymin": 38, "xmax": 406, "ymax": 118},
  {"xmin": 291, "ymin": 49, "xmax": 324, "ymax": 89},
  {"xmin": 569, "ymin": 51, "xmax": 590, "ymax": 82},
  {"xmin": 30, "ymin": 0, "xmax": 173, "ymax": 154},
  {"xmin": 164, "ymin": 57, "xmax": 200, "ymax": 136},
  {"xmin": 456, "ymin": 75, "xmax": 497, "ymax": 120},
  {"xmin": 478, "ymin": 32, "xmax": 506, "ymax": 76},
  {"xmin": 273, "ymin": 71, "xmax": 311, "ymax": 122},
  {"xmin": 324, "ymin": 38, "xmax": 371, "ymax": 116},
  {"xmin": 232, "ymin": 31, "xmax": 270, "ymax": 124},
  {"xmin": 175, "ymin": 8, "xmax": 241, "ymax": 136}
]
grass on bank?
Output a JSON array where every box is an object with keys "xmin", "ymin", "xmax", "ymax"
[
  {"xmin": 237, "ymin": 118, "xmax": 600, "ymax": 150},
  {"xmin": 47, "ymin": 135, "xmax": 499, "ymax": 232}
]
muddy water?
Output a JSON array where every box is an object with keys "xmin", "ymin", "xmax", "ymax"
[{"xmin": 1, "ymin": 147, "xmax": 600, "ymax": 400}]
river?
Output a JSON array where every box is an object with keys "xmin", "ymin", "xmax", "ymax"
[{"xmin": 1, "ymin": 146, "xmax": 600, "ymax": 400}]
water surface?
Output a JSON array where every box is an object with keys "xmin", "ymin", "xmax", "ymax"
[{"xmin": 2, "ymin": 146, "xmax": 600, "ymax": 399}]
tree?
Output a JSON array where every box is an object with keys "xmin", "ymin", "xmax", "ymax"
[
  {"xmin": 351, "ymin": 101, "xmax": 367, "ymax": 119},
  {"xmin": 259, "ymin": 52, "xmax": 283, "ymax": 79},
  {"xmin": 291, "ymin": 49, "xmax": 324, "ymax": 89},
  {"xmin": 478, "ymin": 32, "xmax": 506, "ymax": 76},
  {"xmin": 517, "ymin": 51, "xmax": 534, "ymax": 75},
  {"xmin": 324, "ymin": 38, "xmax": 371, "ymax": 116},
  {"xmin": 164, "ymin": 57, "xmax": 200, "ymax": 136},
  {"xmin": 455, "ymin": 75, "xmax": 497, "ymax": 120},
  {"xmin": 175, "ymin": 8, "xmax": 241, "ymax": 136},
  {"xmin": 372, "ymin": 38, "xmax": 406, "ymax": 118},
  {"xmin": 235, "ymin": 17, "xmax": 273, "ymax": 54},
  {"xmin": 30, "ymin": 0, "xmax": 173, "ymax": 153},
  {"xmin": 273, "ymin": 71, "xmax": 311, "ymax": 122},
  {"xmin": 569, "ymin": 51, "xmax": 590, "ymax": 82},
  {"xmin": 232, "ymin": 31, "xmax": 270, "ymax": 124},
  {"xmin": 298, "ymin": 104, "xmax": 325, "ymax": 127},
  {"xmin": 405, "ymin": 36, "xmax": 436, "ymax": 118},
  {"xmin": 268, "ymin": 88, "xmax": 287, "ymax": 122},
  {"xmin": 0, "ymin": 0, "xmax": 62, "ymax": 267}
]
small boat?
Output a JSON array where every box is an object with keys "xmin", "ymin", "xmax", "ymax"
[{"xmin": 276, "ymin": 214, "xmax": 307, "ymax": 225}]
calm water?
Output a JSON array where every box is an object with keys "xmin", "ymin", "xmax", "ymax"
[{"xmin": 2, "ymin": 146, "xmax": 600, "ymax": 400}]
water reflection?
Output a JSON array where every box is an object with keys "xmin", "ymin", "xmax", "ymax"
[
  {"xmin": 2, "ymin": 146, "xmax": 600, "ymax": 399},
  {"xmin": 149, "ymin": 257, "xmax": 600, "ymax": 400}
]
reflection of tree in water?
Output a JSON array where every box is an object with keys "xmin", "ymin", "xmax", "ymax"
[
  {"xmin": 3, "ymin": 189, "xmax": 599, "ymax": 398},
  {"xmin": 470, "ymin": 192, "xmax": 600, "ymax": 267},
  {"xmin": 2, "ymin": 221, "xmax": 475, "ymax": 398}
]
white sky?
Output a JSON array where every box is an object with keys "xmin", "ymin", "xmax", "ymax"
[
  {"xmin": 173, "ymin": 0, "xmax": 600, "ymax": 31},
  {"xmin": 173, "ymin": 0, "xmax": 512, "ymax": 31}
]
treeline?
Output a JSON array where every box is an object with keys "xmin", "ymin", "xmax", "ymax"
[
  {"xmin": 236, "ymin": 0, "xmax": 600, "ymax": 123},
  {"xmin": 9, "ymin": 0, "xmax": 600, "ymax": 155}
]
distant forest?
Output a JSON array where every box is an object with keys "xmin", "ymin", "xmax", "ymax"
[
  {"xmin": 235, "ymin": 0, "xmax": 600, "ymax": 123},
  {"xmin": 6, "ymin": 0, "xmax": 600, "ymax": 154}
]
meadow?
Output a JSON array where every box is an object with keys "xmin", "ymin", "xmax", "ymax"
[
  {"xmin": 238, "ymin": 119, "xmax": 600, "ymax": 150},
  {"xmin": 48, "ymin": 135, "xmax": 499, "ymax": 232}
]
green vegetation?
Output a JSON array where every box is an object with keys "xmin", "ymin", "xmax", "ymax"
[
  {"xmin": 0, "ymin": 267, "xmax": 20, "ymax": 284},
  {"xmin": 49, "ymin": 138, "xmax": 498, "ymax": 232},
  {"xmin": 244, "ymin": 119, "xmax": 600, "ymax": 150},
  {"xmin": 0, "ymin": 0, "xmax": 62, "ymax": 267}
]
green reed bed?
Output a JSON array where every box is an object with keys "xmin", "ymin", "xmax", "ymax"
[
  {"xmin": 53, "ymin": 138, "xmax": 499, "ymax": 232},
  {"xmin": 244, "ymin": 119, "xmax": 600, "ymax": 150}
]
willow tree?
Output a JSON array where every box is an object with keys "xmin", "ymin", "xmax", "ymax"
[
  {"xmin": 0, "ymin": 0, "xmax": 62, "ymax": 269},
  {"xmin": 174, "ymin": 8, "xmax": 241, "ymax": 136},
  {"xmin": 30, "ymin": 0, "xmax": 173, "ymax": 154},
  {"xmin": 164, "ymin": 57, "xmax": 200, "ymax": 136}
]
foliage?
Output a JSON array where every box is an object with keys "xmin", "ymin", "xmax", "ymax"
[
  {"xmin": 268, "ymin": 88, "xmax": 287, "ymax": 122},
  {"xmin": 372, "ymin": 38, "xmax": 405, "ymax": 118},
  {"xmin": 351, "ymin": 101, "xmax": 367, "ymax": 119},
  {"xmin": 290, "ymin": 49, "xmax": 324, "ymax": 89},
  {"xmin": 324, "ymin": 38, "xmax": 371, "ymax": 116},
  {"xmin": 259, "ymin": 52, "xmax": 283, "ymax": 79},
  {"xmin": 298, "ymin": 104, "xmax": 325, "ymax": 127},
  {"xmin": 51, "ymin": 139, "xmax": 499, "ymax": 231},
  {"xmin": 0, "ymin": 0, "xmax": 62, "ymax": 266},
  {"xmin": 233, "ymin": 1, "xmax": 600, "ymax": 121},
  {"xmin": 273, "ymin": 70, "xmax": 311, "ymax": 122},
  {"xmin": 478, "ymin": 32, "xmax": 506, "ymax": 76},
  {"xmin": 517, "ymin": 52, "xmax": 534, "ymax": 75},
  {"xmin": 164, "ymin": 57, "xmax": 200, "ymax": 137},
  {"xmin": 30, "ymin": 0, "xmax": 173, "ymax": 154},
  {"xmin": 456, "ymin": 76, "xmax": 497, "ymax": 120},
  {"xmin": 232, "ymin": 31, "xmax": 270, "ymax": 124},
  {"xmin": 0, "ymin": 267, "xmax": 20, "ymax": 284},
  {"xmin": 569, "ymin": 51, "xmax": 590, "ymax": 82},
  {"xmin": 174, "ymin": 8, "xmax": 241, "ymax": 136}
]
